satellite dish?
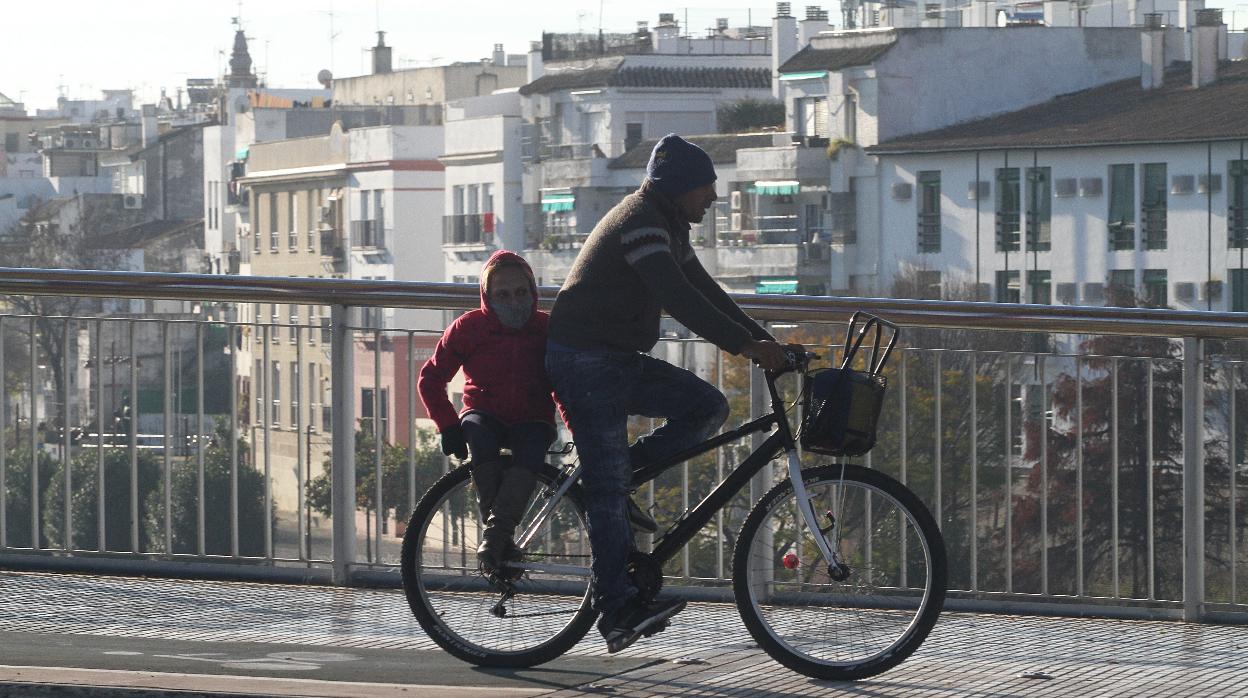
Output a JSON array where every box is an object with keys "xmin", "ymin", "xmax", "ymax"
[{"xmin": 317, "ymin": 69, "xmax": 333, "ymax": 88}]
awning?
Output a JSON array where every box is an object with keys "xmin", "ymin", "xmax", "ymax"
[
  {"xmin": 751, "ymin": 180, "xmax": 801, "ymax": 196},
  {"xmin": 778, "ymin": 71, "xmax": 828, "ymax": 81},
  {"xmin": 541, "ymin": 191, "xmax": 575, "ymax": 213},
  {"xmin": 756, "ymin": 278, "xmax": 799, "ymax": 295},
  {"xmin": 234, "ymin": 146, "xmax": 249, "ymax": 160}
]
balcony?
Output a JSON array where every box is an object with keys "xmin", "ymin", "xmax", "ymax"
[
  {"xmin": 320, "ymin": 227, "xmax": 346, "ymax": 272},
  {"xmin": 442, "ymin": 213, "xmax": 495, "ymax": 247},
  {"xmin": 350, "ymin": 220, "xmax": 385, "ymax": 249},
  {"xmin": 0, "ymin": 266, "xmax": 1243, "ymax": 627}
]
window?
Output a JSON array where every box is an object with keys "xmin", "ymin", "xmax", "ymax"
[
  {"xmin": 1142, "ymin": 163, "xmax": 1167, "ymax": 250},
  {"xmin": 361, "ymin": 387, "xmax": 389, "ymax": 442},
  {"xmin": 996, "ymin": 270, "xmax": 1020, "ymax": 303},
  {"xmin": 1108, "ymin": 269, "xmax": 1136, "ymax": 306},
  {"xmin": 1025, "ymin": 167, "xmax": 1051, "ymax": 251},
  {"xmin": 916, "ymin": 171, "xmax": 941, "ymax": 253},
  {"xmin": 4, "ymin": 132, "xmax": 18, "ymax": 151},
  {"xmin": 288, "ymin": 191, "xmax": 298, "ymax": 249},
  {"xmin": 1027, "ymin": 270, "xmax": 1052, "ymax": 305},
  {"xmin": 307, "ymin": 305, "xmax": 318, "ymax": 344},
  {"xmin": 995, "ymin": 168, "xmax": 1020, "ymax": 252},
  {"xmin": 307, "ymin": 189, "xmax": 319, "ymax": 250},
  {"xmin": 271, "ymin": 305, "xmax": 280, "ymax": 343},
  {"xmin": 308, "ymin": 362, "xmax": 319, "ymax": 431},
  {"xmin": 254, "ymin": 359, "xmax": 263, "ymax": 425},
  {"xmin": 1230, "ymin": 161, "xmax": 1248, "ymax": 248},
  {"xmin": 798, "ymin": 97, "xmax": 829, "ymax": 138},
  {"xmin": 374, "ymin": 190, "xmax": 386, "ymax": 246},
  {"xmin": 625, "ymin": 122, "xmax": 643, "ymax": 152},
  {"xmin": 289, "ymin": 304, "xmax": 299, "ymax": 343},
  {"xmin": 320, "ymin": 316, "xmax": 331, "ymax": 344},
  {"xmin": 1108, "ymin": 164, "xmax": 1135, "ymax": 250},
  {"xmin": 268, "ymin": 192, "xmax": 279, "ymax": 250},
  {"xmin": 270, "ymin": 361, "xmax": 281, "ymax": 426},
  {"xmin": 1143, "ymin": 269, "xmax": 1167, "ymax": 307},
  {"xmin": 1232, "ymin": 269, "xmax": 1248, "ymax": 311},
  {"xmin": 290, "ymin": 361, "xmax": 300, "ymax": 426}
]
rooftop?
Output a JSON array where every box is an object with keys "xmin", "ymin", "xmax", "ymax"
[
  {"xmin": 520, "ymin": 58, "xmax": 770, "ymax": 95},
  {"xmin": 778, "ymin": 41, "xmax": 897, "ymax": 74},
  {"xmin": 86, "ymin": 218, "xmax": 201, "ymax": 249},
  {"xmin": 869, "ymin": 60, "xmax": 1248, "ymax": 154}
]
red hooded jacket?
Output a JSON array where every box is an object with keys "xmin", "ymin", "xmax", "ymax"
[{"xmin": 417, "ymin": 250, "xmax": 557, "ymax": 431}]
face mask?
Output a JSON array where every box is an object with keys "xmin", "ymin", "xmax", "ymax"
[{"xmin": 492, "ymin": 299, "xmax": 532, "ymax": 328}]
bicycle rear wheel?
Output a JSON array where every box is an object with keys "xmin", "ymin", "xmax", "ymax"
[
  {"xmin": 733, "ymin": 463, "xmax": 947, "ymax": 681},
  {"xmin": 400, "ymin": 463, "xmax": 598, "ymax": 667}
]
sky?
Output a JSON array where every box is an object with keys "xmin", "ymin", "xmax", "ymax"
[
  {"xmin": 1, "ymin": 1, "xmax": 798, "ymax": 111},
  {"xmin": 2, "ymin": 0, "xmax": 1245, "ymax": 112}
]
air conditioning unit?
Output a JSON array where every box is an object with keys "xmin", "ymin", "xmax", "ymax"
[
  {"xmin": 1199, "ymin": 174, "xmax": 1222, "ymax": 194},
  {"xmin": 63, "ymin": 138, "xmax": 79, "ymax": 149},
  {"xmin": 1079, "ymin": 177, "xmax": 1103, "ymax": 197},
  {"xmin": 1055, "ymin": 282, "xmax": 1077, "ymax": 304},
  {"xmin": 804, "ymin": 242, "xmax": 825, "ymax": 260},
  {"xmin": 1083, "ymin": 282, "xmax": 1105, "ymax": 304},
  {"xmin": 968, "ymin": 180, "xmax": 991, "ymax": 200},
  {"xmin": 730, "ymin": 190, "xmax": 742, "ymax": 210},
  {"xmin": 1171, "ymin": 175, "xmax": 1195, "ymax": 195},
  {"xmin": 122, "ymin": 194, "xmax": 144, "ymax": 210},
  {"xmin": 1174, "ymin": 282, "xmax": 1196, "ymax": 302},
  {"xmin": 1054, "ymin": 178, "xmax": 1078, "ymax": 198},
  {"xmin": 891, "ymin": 182, "xmax": 913, "ymax": 200},
  {"xmin": 1203, "ymin": 280, "xmax": 1224, "ymax": 301}
]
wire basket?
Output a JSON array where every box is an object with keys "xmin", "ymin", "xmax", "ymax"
[{"xmin": 800, "ymin": 312, "xmax": 898, "ymax": 457}]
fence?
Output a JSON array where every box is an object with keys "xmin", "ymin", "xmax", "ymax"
[{"xmin": 0, "ymin": 267, "xmax": 1245, "ymax": 623}]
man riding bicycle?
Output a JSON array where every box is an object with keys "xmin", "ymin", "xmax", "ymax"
[{"xmin": 545, "ymin": 134, "xmax": 797, "ymax": 654}]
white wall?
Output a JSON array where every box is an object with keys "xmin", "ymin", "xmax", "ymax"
[{"xmin": 874, "ymin": 142, "xmax": 1243, "ymax": 308}]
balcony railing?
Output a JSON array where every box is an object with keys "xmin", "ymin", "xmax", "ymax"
[
  {"xmin": 0, "ymin": 266, "xmax": 1244, "ymax": 624},
  {"xmin": 1230, "ymin": 205, "xmax": 1248, "ymax": 248},
  {"xmin": 1109, "ymin": 220, "xmax": 1136, "ymax": 251},
  {"xmin": 917, "ymin": 212, "xmax": 941, "ymax": 253},
  {"xmin": 350, "ymin": 220, "xmax": 385, "ymax": 249},
  {"xmin": 442, "ymin": 213, "xmax": 495, "ymax": 246}
]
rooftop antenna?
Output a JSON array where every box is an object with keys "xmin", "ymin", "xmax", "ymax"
[{"xmin": 322, "ymin": 0, "xmax": 343, "ymax": 74}]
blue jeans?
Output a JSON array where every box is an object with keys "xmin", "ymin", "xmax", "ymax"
[
  {"xmin": 545, "ymin": 346, "xmax": 729, "ymax": 625},
  {"xmin": 461, "ymin": 411, "xmax": 554, "ymax": 473}
]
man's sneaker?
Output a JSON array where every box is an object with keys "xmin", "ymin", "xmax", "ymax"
[
  {"xmin": 602, "ymin": 597, "xmax": 687, "ymax": 654},
  {"xmin": 627, "ymin": 497, "xmax": 659, "ymax": 534}
]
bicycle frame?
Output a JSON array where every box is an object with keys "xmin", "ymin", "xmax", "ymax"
[{"xmin": 514, "ymin": 363, "xmax": 840, "ymax": 576}]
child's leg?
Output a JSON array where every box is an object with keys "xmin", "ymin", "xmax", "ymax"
[
  {"xmin": 478, "ymin": 422, "xmax": 554, "ymax": 574},
  {"xmin": 462, "ymin": 413, "xmax": 504, "ymax": 521}
]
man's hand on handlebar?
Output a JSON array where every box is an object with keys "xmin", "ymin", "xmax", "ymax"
[{"xmin": 741, "ymin": 339, "xmax": 805, "ymax": 372}]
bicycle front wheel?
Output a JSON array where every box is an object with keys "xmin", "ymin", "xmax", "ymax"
[
  {"xmin": 401, "ymin": 463, "xmax": 598, "ymax": 668},
  {"xmin": 733, "ymin": 463, "xmax": 947, "ymax": 681}
]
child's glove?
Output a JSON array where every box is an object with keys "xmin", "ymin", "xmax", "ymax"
[{"xmin": 440, "ymin": 426, "xmax": 468, "ymax": 460}]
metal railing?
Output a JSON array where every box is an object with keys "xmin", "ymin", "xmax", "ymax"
[
  {"xmin": 349, "ymin": 220, "xmax": 385, "ymax": 249},
  {"xmin": 0, "ymin": 267, "xmax": 1245, "ymax": 623},
  {"xmin": 441, "ymin": 213, "xmax": 495, "ymax": 246}
]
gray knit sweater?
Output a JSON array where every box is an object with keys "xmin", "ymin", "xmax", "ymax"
[{"xmin": 548, "ymin": 181, "xmax": 772, "ymax": 354}]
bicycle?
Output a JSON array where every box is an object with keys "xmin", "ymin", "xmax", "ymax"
[{"xmin": 400, "ymin": 313, "xmax": 947, "ymax": 681}]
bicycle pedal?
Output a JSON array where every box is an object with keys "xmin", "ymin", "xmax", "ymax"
[{"xmin": 642, "ymin": 621, "xmax": 669, "ymax": 638}]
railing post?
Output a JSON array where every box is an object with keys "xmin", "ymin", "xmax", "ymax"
[
  {"xmin": 1182, "ymin": 336, "xmax": 1205, "ymax": 622},
  {"xmin": 331, "ymin": 304, "xmax": 356, "ymax": 585}
]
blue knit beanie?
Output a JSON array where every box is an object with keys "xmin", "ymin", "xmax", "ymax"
[{"xmin": 645, "ymin": 134, "xmax": 716, "ymax": 199}]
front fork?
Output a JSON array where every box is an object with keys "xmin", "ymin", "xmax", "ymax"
[{"xmin": 786, "ymin": 450, "xmax": 851, "ymax": 582}]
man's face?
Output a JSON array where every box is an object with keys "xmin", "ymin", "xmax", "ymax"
[{"xmin": 675, "ymin": 183, "xmax": 718, "ymax": 224}]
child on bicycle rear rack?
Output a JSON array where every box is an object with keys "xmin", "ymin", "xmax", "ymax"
[{"xmin": 417, "ymin": 250, "xmax": 558, "ymax": 577}]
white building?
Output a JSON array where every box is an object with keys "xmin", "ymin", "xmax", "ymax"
[{"xmin": 866, "ymin": 15, "xmax": 1248, "ymax": 309}]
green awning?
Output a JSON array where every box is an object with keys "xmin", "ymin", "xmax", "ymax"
[
  {"xmin": 778, "ymin": 70, "xmax": 828, "ymax": 81},
  {"xmin": 751, "ymin": 180, "xmax": 801, "ymax": 196},
  {"xmin": 540, "ymin": 194, "xmax": 575, "ymax": 213},
  {"xmin": 234, "ymin": 146, "xmax": 249, "ymax": 159},
  {"xmin": 757, "ymin": 279, "xmax": 799, "ymax": 295}
]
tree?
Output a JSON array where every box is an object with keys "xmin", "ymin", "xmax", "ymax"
[
  {"xmin": 2, "ymin": 442, "xmax": 56, "ymax": 548},
  {"xmin": 716, "ymin": 98, "xmax": 784, "ymax": 134},
  {"xmin": 306, "ymin": 422, "xmax": 445, "ymax": 556},
  {"xmin": 2, "ymin": 197, "xmax": 124, "ymax": 447},
  {"xmin": 41, "ymin": 445, "xmax": 161, "ymax": 552}
]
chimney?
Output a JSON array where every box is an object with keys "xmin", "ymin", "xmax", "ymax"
[
  {"xmin": 1179, "ymin": 0, "xmax": 1205, "ymax": 28},
  {"xmin": 527, "ymin": 41, "xmax": 544, "ymax": 83},
  {"xmin": 1043, "ymin": 0, "xmax": 1072, "ymax": 27},
  {"xmin": 800, "ymin": 6, "xmax": 831, "ymax": 44},
  {"xmin": 493, "ymin": 43, "xmax": 506, "ymax": 67},
  {"xmin": 655, "ymin": 12, "xmax": 680, "ymax": 53},
  {"xmin": 1191, "ymin": 8, "xmax": 1222, "ymax": 88},
  {"xmin": 1140, "ymin": 13, "xmax": 1166, "ymax": 89},
  {"xmin": 372, "ymin": 31, "xmax": 392, "ymax": 74},
  {"xmin": 140, "ymin": 104, "xmax": 158, "ymax": 147},
  {"xmin": 772, "ymin": 2, "xmax": 799, "ymax": 99}
]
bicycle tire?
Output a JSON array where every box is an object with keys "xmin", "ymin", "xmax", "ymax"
[
  {"xmin": 732, "ymin": 463, "xmax": 947, "ymax": 681},
  {"xmin": 400, "ymin": 463, "xmax": 598, "ymax": 668}
]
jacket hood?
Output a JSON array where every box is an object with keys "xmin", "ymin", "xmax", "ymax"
[{"xmin": 480, "ymin": 249, "xmax": 539, "ymax": 323}]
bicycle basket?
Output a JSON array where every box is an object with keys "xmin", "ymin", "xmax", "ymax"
[{"xmin": 800, "ymin": 312, "xmax": 898, "ymax": 457}]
